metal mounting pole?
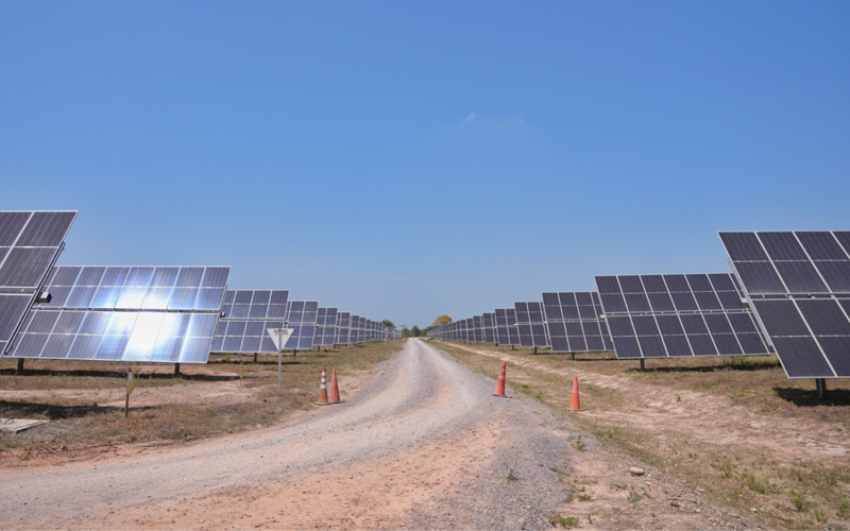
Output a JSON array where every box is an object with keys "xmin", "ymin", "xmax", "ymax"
[
  {"xmin": 639, "ymin": 359, "xmax": 645, "ymax": 372},
  {"xmin": 254, "ymin": 352, "xmax": 258, "ymax": 364},
  {"xmin": 174, "ymin": 363, "xmax": 181, "ymax": 376},
  {"xmin": 16, "ymin": 359, "xmax": 24, "ymax": 373},
  {"xmin": 816, "ymin": 378, "xmax": 827, "ymax": 400},
  {"xmin": 278, "ymin": 351, "xmax": 282, "ymax": 394}
]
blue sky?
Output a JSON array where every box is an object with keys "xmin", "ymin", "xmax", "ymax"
[{"xmin": 1, "ymin": 1, "xmax": 848, "ymax": 328}]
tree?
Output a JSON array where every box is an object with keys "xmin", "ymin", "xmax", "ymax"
[
  {"xmin": 433, "ymin": 315, "xmax": 452, "ymax": 327},
  {"xmin": 411, "ymin": 325, "xmax": 422, "ymax": 337},
  {"xmin": 381, "ymin": 319, "xmax": 396, "ymax": 329}
]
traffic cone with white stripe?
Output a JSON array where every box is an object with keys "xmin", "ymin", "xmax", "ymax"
[
  {"xmin": 329, "ymin": 368, "xmax": 341, "ymax": 404},
  {"xmin": 494, "ymin": 362, "xmax": 507, "ymax": 397},
  {"xmin": 569, "ymin": 375, "xmax": 581, "ymax": 411},
  {"xmin": 317, "ymin": 368, "xmax": 329, "ymax": 405}
]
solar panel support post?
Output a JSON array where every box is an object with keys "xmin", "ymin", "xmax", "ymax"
[
  {"xmin": 639, "ymin": 359, "xmax": 645, "ymax": 372},
  {"xmin": 571, "ymin": 352, "xmax": 575, "ymax": 361},
  {"xmin": 816, "ymin": 378, "xmax": 827, "ymax": 400},
  {"xmin": 533, "ymin": 346, "xmax": 538, "ymax": 355},
  {"xmin": 16, "ymin": 359, "xmax": 24, "ymax": 373},
  {"xmin": 174, "ymin": 363, "xmax": 181, "ymax": 376},
  {"xmin": 253, "ymin": 352, "xmax": 258, "ymax": 364},
  {"xmin": 277, "ymin": 351, "xmax": 282, "ymax": 395}
]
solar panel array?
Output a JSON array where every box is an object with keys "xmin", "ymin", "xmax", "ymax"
[
  {"xmin": 595, "ymin": 273, "xmax": 771, "ymax": 359},
  {"xmin": 9, "ymin": 266, "xmax": 229, "ymax": 364},
  {"xmin": 0, "ymin": 211, "xmax": 77, "ymax": 354},
  {"xmin": 0, "ymin": 209, "xmax": 399, "ymax": 364},
  {"xmin": 542, "ymin": 292, "xmax": 614, "ymax": 352},
  {"xmin": 720, "ymin": 231, "xmax": 850, "ymax": 378}
]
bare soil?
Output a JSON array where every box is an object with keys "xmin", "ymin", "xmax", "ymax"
[
  {"xmin": 438, "ymin": 341, "xmax": 850, "ymax": 530},
  {"xmin": 1, "ymin": 339, "xmax": 848, "ymax": 530}
]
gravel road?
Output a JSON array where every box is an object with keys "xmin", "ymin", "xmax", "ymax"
[{"xmin": 1, "ymin": 339, "xmax": 574, "ymax": 530}]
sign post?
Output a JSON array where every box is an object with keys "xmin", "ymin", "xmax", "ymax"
[{"xmin": 268, "ymin": 328, "xmax": 294, "ymax": 395}]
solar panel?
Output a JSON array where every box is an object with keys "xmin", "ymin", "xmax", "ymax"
[
  {"xmin": 337, "ymin": 312, "xmax": 351, "ymax": 344},
  {"xmin": 542, "ymin": 292, "xmax": 614, "ymax": 353},
  {"xmin": 595, "ymin": 273, "xmax": 771, "ymax": 360},
  {"xmin": 8, "ymin": 265, "xmax": 228, "ymax": 364},
  {"xmin": 482, "ymin": 312, "xmax": 496, "ymax": 343},
  {"xmin": 212, "ymin": 292, "xmax": 318, "ymax": 353},
  {"xmin": 720, "ymin": 231, "xmax": 850, "ymax": 378},
  {"xmin": 0, "ymin": 211, "xmax": 77, "ymax": 354},
  {"xmin": 514, "ymin": 302, "xmax": 549, "ymax": 347}
]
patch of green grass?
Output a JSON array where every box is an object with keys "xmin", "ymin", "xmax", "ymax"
[
  {"xmin": 574, "ymin": 434, "xmax": 586, "ymax": 452},
  {"xmin": 790, "ymin": 489, "xmax": 812, "ymax": 512},
  {"xmin": 744, "ymin": 472, "xmax": 767, "ymax": 495},
  {"xmin": 507, "ymin": 469, "xmax": 518, "ymax": 482},
  {"xmin": 713, "ymin": 457, "xmax": 736, "ymax": 478},
  {"xmin": 837, "ymin": 499, "xmax": 849, "ymax": 519},
  {"xmin": 547, "ymin": 512, "xmax": 578, "ymax": 528},
  {"xmin": 610, "ymin": 482, "xmax": 627, "ymax": 490}
]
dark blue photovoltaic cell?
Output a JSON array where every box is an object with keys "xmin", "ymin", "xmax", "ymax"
[
  {"xmin": 759, "ymin": 232, "xmax": 808, "ymax": 261},
  {"xmin": 624, "ymin": 293, "xmax": 651, "ymax": 312},
  {"xmin": 797, "ymin": 232, "xmax": 848, "ymax": 260},
  {"xmin": 664, "ymin": 335, "xmax": 692, "ymax": 357},
  {"xmin": 688, "ymin": 334, "xmax": 717, "ymax": 355},
  {"xmin": 751, "ymin": 300, "xmax": 810, "ymax": 336},
  {"xmin": 641, "ymin": 275, "xmax": 666, "ymax": 292},
  {"xmin": 648, "ymin": 292, "xmax": 675, "ymax": 312},
  {"xmin": 619, "ymin": 276, "xmax": 644, "ymax": 293},
  {"xmin": 638, "ymin": 336, "xmax": 667, "ymax": 357},
  {"xmin": 671, "ymin": 292, "xmax": 699, "ymax": 312},
  {"xmin": 774, "ymin": 261, "xmax": 829, "ymax": 293},
  {"xmin": 738, "ymin": 333, "xmax": 768, "ymax": 354},
  {"xmin": 607, "ymin": 316, "xmax": 635, "ymax": 337},
  {"xmin": 796, "ymin": 300, "xmax": 850, "ymax": 336},
  {"xmin": 734, "ymin": 262, "xmax": 787, "ymax": 294},
  {"xmin": 771, "ymin": 337, "xmax": 834, "ymax": 377},
  {"xmin": 612, "ymin": 336, "xmax": 641, "ymax": 358},
  {"xmin": 601, "ymin": 293, "xmax": 627, "ymax": 313},
  {"xmin": 816, "ymin": 337, "xmax": 850, "ymax": 376},
  {"xmin": 596, "ymin": 276, "xmax": 622, "ymax": 294},
  {"xmin": 720, "ymin": 232, "xmax": 769, "ymax": 261}
]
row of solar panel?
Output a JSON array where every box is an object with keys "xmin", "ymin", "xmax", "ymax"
[
  {"xmin": 431, "ymin": 232, "xmax": 849, "ymax": 379},
  {"xmin": 0, "ymin": 211, "xmax": 400, "ymax": 364},
  {"xmin": 431, "ymin": 294, "xmax": 613, "ymax": 352}
]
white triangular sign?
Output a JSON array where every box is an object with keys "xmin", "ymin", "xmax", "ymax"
[{"xmin": 267, "ymin": 328, "xmax": 294, "ymax": 351}]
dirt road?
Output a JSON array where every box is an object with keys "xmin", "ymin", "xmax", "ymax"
[{"xmin": 0, "ymin": 340, "xmax": 574, "ymax": 530}]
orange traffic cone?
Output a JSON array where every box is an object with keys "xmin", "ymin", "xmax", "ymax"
[
  {"xmin": 317, "ymin": 368, "xmax": 329, "ymax": 405},
  {"xmin": 494, "ymin": 362, "xmax": 507, "ymax": 397},
  {"xmin": 329, "ymin": 368, "xmax": 341, "ymax": 404},
  {"xmin": 569, "ymin": 375, "xmax": 581, "ymax": 411}
]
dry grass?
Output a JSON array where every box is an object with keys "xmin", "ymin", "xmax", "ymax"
[
  {"xmin": 433, "ymin": 340, "xmax": 850, "ymax": 531},
  {"xmin": 0, "ymin": 341, "xmax": 403, "ymax": 459}
]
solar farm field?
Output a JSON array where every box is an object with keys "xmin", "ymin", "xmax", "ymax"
[{"xmin": 434, "ymin": 340, "xmax": 850, "ymax": 531}]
